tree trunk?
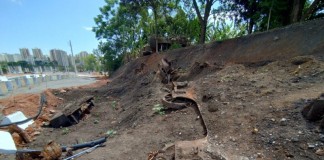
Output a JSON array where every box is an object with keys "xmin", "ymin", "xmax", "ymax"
[
  {"xmin": 199, "ymin": 21, "xmax": 207, "ymax": 44},
  {"xmin": 248, "ymin": 19, "xmax": 254, "ymax": 34},
  {"xmin": 290, "ymin": 0, "xmax": 306, "ymax": 23},
  {"xmin": 192, "ymin": 0, "xmax": 214, "ymax": 44},
  {"xmin": 153, "ymin": 8, "xmax": 159, "ymax": 53},
  {"xmin": 301, "ymin": 0, "xmax": 322, "ymax": 20}
]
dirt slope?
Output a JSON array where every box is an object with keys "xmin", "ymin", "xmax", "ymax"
[{"xmin": 2, "ymin": 19, "xmax": 324, "ymax": 160}]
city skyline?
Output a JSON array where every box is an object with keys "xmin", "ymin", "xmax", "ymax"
[
  {"xmin": 0, "ymin": 48, "xmax": 90, "ymax": 63},
  {"xmin": 0, "ymin": 0, "xmax": 106, "ymax": 55},
  {"xmin": 1, "ymin": 47, "xmax": 90, "ymax": 56}
]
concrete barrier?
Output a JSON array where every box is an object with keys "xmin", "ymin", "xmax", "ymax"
[
  {"xmin": 5, "ymin": 81, "xmax": 14, "ymax": 91},
  {"xmin": 19, "ymin": 77, "xmax": 26, "ymax": 87},
  {"xmin": 13, "ymin": 77, "xmax": 22, "ymax": 88},
  {"xmin": 50, "ymin": 75, "xmax": 57, "ymax": 81},
  {"xmin": 41, "ymin": 74, "xmax": 48, "ymax": 82},
  {"xmin": 23, "ymin": 75, "xmax": 34, "ymax": 86},
  {"xmin": 0, "ymin": 81, "xmax": 8, "ymax": 96}
]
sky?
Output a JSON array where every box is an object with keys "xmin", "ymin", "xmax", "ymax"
[{"xmin": 0, "ymin": 0, "xmax": 106, "ymax": 55}]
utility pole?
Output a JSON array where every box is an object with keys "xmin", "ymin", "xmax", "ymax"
[{"xmin": 69, "ymin": 40, "xmax": 77, "ymax": 75}]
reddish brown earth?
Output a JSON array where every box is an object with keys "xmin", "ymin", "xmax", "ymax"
[{"xmin": 1, "ymin": 19, "xmax": 324, "ymax": 160}]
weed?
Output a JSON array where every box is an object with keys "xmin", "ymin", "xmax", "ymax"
[
  {"xmin": 111, "ymin": 101, "xmax": 117, "ymax": 110},
  {"xmin": 106, "ymin": 129, "xmax": 117, "ymax": 137},
  {"xmin": 62, "ymin": 128, "xmax": 70, "ymax": 135},
  {"xmin": 93, "ymin": 112, "xmax": 100, "ymax": 117},
  {"xmin": 153, "ymin": 104, "xmax": 165, "ymax": 115}
]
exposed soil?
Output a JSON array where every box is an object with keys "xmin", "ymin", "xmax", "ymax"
[{"xmin": 1, "ymin": 19, "xmax": 324, "ymax": 160}]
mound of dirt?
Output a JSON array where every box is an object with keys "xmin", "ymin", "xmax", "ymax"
[{"xmin": 1, "ymin": 19, "xmax": 324, "ymax": 160}]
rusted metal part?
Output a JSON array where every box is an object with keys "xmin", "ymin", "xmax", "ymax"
[
  {"xmin": 147, "ymin": 150, "xmax": 159, "ymax": 160},
  {"xmin": 49, "ymin": 96, "xmax": 94, "ymax": 128},
  {"xmin": 41, "ymin": 141, "xmax": 62, "ymax": 160},
  {"xmin": 16, "ymin": 141, "xmax": 61, "ymax": 160},
  {"xmin": 173, "ymin": 81, "xmax": 188, "ymax": 89},
  {"xmin": 8, "ymin": 124, "xmax": 31, "ymax": 143},
  {"xmin": 158, "ymin": 58, "xmax": 180, "ymax": 84},
  {"xmin": 161, "ymin": 94, "xmax": 187, "ymax": 110}
]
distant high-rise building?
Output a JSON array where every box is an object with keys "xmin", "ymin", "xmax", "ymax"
[
  {"xmin": 32, "ymin": 48, "xmax": 43, "ymax": 60},
  {"xmin": 0, "ymin": 53, "xmax": 22, "ymax": 62},
  {"xmin": 11, "ymin": 54, "xmax": 22, "ymax": 62},
  {"xmin": 19, "ymin": 48, "xmax": 30, "ymax": 59},
  {"xmin": 79, "ymin": 51, "xmax": 89, "ymax": 59},
  {"xmin": 50, "ymin": 49, "xmax": 69, "ymax": 67},
  {"xmin": 0, "ymin": 53, "xmax": 8, "ymax": 62},
  {"xmin": 19, "ymin": 48, "xmax": 34, "ymax": 65}
]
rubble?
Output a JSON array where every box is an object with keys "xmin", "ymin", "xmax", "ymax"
[
  {"xmin": 0, "ymin": 111, "xmax": 34, "ymax": 129},
  {"xmin": 0, "ymin": 131, "xmax": 17, "ymax": 154}
]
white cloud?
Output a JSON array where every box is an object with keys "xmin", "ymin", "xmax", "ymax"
[
  {"xmin": 83, "ymin": 26, "xmax": 93, "ymax": 31},
  {"xmin": 9, "ymin": 0, "xmax": 23, "ymax": 5}
]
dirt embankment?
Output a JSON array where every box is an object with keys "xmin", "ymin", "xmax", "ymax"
[{"xmin": 1, "ymin": 19, "xmax": 324, "ymax": 160}]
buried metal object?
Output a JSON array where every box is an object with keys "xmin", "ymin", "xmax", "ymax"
[{"xmin": 49, "ymin": 96, "xmax": 94, "ymax": 128}]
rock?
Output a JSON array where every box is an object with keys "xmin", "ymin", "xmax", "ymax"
[
  {"xmin": 291, "ymin": 138, "xmax": 299, "ymax": 142},
  {"xmin": 291, "ymin": 56, "xmax": 313, "ymax": 65},
  {"xmin": 220, "ymin": 93, "xmax": 226, "ymax": 101},
  {"xmin": 257, "ymin": 153, "xmax": 262, "ymax": 158},
  {"xmin": 308, "ymin": 144, "xmax": 315, "ymax": 149},
  {"xmin": 280, "ymin": 118, "xmax": 288, "ymax": 126},
  {"xmin": 60, "ymin": 89, "xmax": 67, "ymax": 93},
  {"xmin": 319, "ymin": 134, "xmax": 324, "ymax": 143},
  {"xmin": 33, "ymin": 131, "xmax": 41, "ymax": 136},
  {"xmin": 302, "ymin": 99, "xmax": 324, "ymax": 121},
  {"xmin": 252, "ymin": 128, "xmax": 258, "ymax": 134},
  {"xmin": 222, "ymin": 102, "xmax": 229, "ymax": 105},
  {"xmin": 315, "ymin": 149, "xmax": 324, "ymax": 156},
  {"xmin": 49, "ymin": 110, "xmax": 56, "ymax": 114},
  {"xmin": 207, "ymin": 105, "xmax": 218, "ymax": 112}
]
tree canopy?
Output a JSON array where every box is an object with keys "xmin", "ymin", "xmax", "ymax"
[{"xmin": 93, "ymin": 0, "xmax": 324, "ymax": 72}]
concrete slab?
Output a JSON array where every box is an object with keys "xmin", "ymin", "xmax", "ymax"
[
  {"xmin": 0, "ymin": 131, "xmax": 17, "ymax": 154},
  {"xmin": 0, "ymin": 111, "xmax": 34, "ymax": 130}
]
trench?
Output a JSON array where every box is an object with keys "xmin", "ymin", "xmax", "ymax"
[
  {"xmin": 163, "ymin": 96, "xmax": 207, "ymax": 136},
  {"xmin": 156, "ymin": 82, "xmax": 213, "ymax": 159}
]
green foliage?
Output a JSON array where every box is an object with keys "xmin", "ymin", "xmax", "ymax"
[
  {"xmin": 106, "ymin": 129, "xmax": 117, "ymax": 137},
  {"xmin": 0, "ymin": 62, "xmax": 8, "ymax": 74},
  {"xmin": 208, "ymin": 20, "xmax": 247, "ymax": 41},
  {"xmin": 111, "ymin": 100, "xmax": 117, "ymax": 110},
  {"xmin": 62, "ymin": 127, "xmax": 70, "ymax": 135},
  {"xmin": 93, "ymin": 0, "xmax": 320, "ymax": 60},
  {"xmin": 152, "ymin": 104, "xmax": 165, "ymax": 115},
  {"xmin": 94, "ymin": 119, "xmax": 99, "ymax": 124},
  {"xmin": 170, "ymin": 43, "xmax": 182, "ymax": 49},
  {"xmin": 82, "ymin": 54, "xmax": 98, "ymax": 71}
]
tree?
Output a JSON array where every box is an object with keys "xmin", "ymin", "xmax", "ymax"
[
  {"xmin": 220, "ymin": 0, "xmax": 324, "ymax": 34},
  {"xmin": 192, "ymin": 0, "xmax": 217, "ymax": 43},
  {"xmin": 83, "ymin": 54, "xmax": 97, "ymax": 71},
  {"xmin": 302, "ymin": 0, "xmax": 324, "ymax": 20}
]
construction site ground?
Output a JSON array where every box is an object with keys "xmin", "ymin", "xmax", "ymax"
[{"xmin": 1, "ymin": 19, "xmax": 324, "ymax": 160}]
